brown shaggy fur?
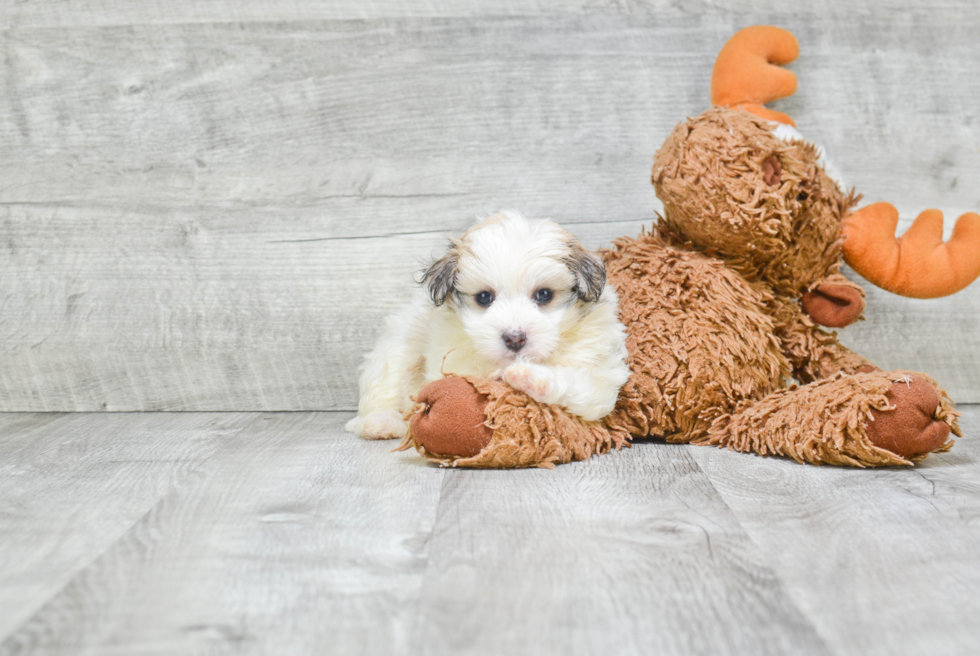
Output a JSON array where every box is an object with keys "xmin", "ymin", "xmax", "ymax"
[
  {"xmin": 705, "ymin": 370, "xmax": 958, "ymax": 467},
  {"xmin": 401, "ymin": 107, "xmax": 961, "ymax": 469},
  {"xmin": 653, "ymin": 108, "xmax": 858, "ymax": 297},
  {"xmin": 600, "ymin": 230, "xmax": 788, "ymax": 442}
]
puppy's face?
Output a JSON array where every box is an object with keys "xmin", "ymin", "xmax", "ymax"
[{"xmin": 422, "ymin": 211, "xmax": 605, "ymax": 366}]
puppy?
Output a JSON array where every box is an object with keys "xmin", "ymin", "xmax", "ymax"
[{"xmin": 344, "ymin": 210, "xmax": 630, "ymax": 440}]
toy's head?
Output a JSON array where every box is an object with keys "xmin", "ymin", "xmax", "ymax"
[
  {"xmin": 652, "ymin": 107, "xmax": 856, "ymax": 299},
  {"xmin": 650, "ymin": 25, "xmax": 980, "ymax": 324}
]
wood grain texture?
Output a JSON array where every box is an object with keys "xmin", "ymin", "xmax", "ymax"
[
  {"xmin": 0, "ymin": 0, "xmax": 966, "ymax": 26},
  {"xmin": 3, "ymin": 2, "xmax": 980, "ymax": 410},
  {"xmin": 688, "ymin": 407, "xmax": 980, "ymax": 656},
  {"xmin": 0, "ymin": 412, "xmax": 445, "ymax": 655},
  {"xmin": 1, "ymin": 407, "xmax": 978, "ymax": 654},
  {"xmin": 0, "ymin": 412, "xmax": 257, "ymax": 640},
  {"xmin": 0, "ymin": 210, "xmax": 645, "ymax": 411},
  {"xmin": 411, "ymin": 446, "xmax": 830, "ymax": 656}
]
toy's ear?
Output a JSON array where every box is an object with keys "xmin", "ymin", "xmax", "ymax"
[
  {"xmin": 802, "ymin": 276, "xmax": 866, "ymax": 328},
  {"xmin": 421, "ymin": 242, "xmax": 459, "ymax": 306},
  {"xmin": 564, "ymin": 242, "xmax": 606, "ymax": 303},
  {"xmin": 711, "ymin": 25, "xmax": 799, "ymax": 126}
]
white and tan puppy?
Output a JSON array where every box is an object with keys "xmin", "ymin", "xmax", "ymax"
[{"xmin": 345, "ymin": 210, "xmax": 630, "ymax": 440}]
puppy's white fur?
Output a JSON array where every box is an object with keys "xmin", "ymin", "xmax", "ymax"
[{"xmin": 345, "ymin": 210, "xmax": 630, "ymax": 440}]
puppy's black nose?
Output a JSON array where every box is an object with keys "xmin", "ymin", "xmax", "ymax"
[{"xmin": 502, "ymin": 330, "xmax": 527, "ymax": 352}]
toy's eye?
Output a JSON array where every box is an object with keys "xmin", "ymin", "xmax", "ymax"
[
  {"xmin": 475, "ymin": 290, "xmax": 494, "ymax": 307},
  {"xmin": 534, "ymin": 288, "xmax": 554, "ymax": 305},
  {"xmin": 797, "ymin": 191, "xmax": 809, "ymax": 202}
]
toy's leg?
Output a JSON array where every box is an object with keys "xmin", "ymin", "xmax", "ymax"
[
  {"xmin": 702, "ymin": 370, "xmax": 960, "ymax": 466},
  {"xmin": 772, "ymin": 298, "xmax": 876, "ymax": 383},
  {"xmin": 398, "ymin": 376, "xmax": 629, "ymax": 469}
]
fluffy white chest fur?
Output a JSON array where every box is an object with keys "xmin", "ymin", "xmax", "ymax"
[{"xmin": 345, "ymin": 210, "xmax": 630, "ymax": 441}]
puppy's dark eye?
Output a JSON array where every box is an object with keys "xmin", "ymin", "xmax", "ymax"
[
  {"xmin": 534, "ymin": 288, "xmax": 553, "ymax": 305},
  {"xmin": 475, "ymin": 291, "xmax": 494, "ymax": 307}
]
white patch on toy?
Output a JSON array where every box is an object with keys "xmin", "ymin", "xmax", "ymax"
[
  {"xmin": 772, "ymin": 122, "xmax": 846, "ymax": 191},
  {"xmin": 893, "ymin": 374, "xmax": 914, "ymax": 388}
]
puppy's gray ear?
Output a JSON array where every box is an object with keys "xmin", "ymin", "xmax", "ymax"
[
  {"xmin": 565, "ymin": 242, "xmax": 606, "ymax": 302},
  {"xmin": 421, "ymin": 244, "xmax": 459, "ymax": 307}
]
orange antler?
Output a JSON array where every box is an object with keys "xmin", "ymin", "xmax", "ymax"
[
  {"xmin": 711, "ymin": 26, "xmax": 799, "ymax": 126},
  {"xmin": 842, "ymin": 202, "xmax": 980, "ymax": 298}
]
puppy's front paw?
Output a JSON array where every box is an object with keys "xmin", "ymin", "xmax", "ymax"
[
  {"xmin": 503, "ymin": 363, "xmax": 556, "ymax": 404},
  {"xmin": 345, "ymin": 410, "xmax": 408, "ymax": 440}
]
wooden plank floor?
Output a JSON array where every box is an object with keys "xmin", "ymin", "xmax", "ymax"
[{"xmin": 1, "ymin": 408, "xmax": 978, "ymax": 655}]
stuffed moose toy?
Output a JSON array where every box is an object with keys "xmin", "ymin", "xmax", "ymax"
[{"xmin": 397, "ymin": 26, "xmax": 980, "ymax": 468}]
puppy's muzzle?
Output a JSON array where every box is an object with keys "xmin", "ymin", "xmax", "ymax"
[{"xmin": 502, "ymin": 330, "xmax": 527, "ymax": 353}]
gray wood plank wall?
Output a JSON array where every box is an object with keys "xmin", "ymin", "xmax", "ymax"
[{"xmin": 3, "ymin": 1, "xmax": 979, "ymax": 411}]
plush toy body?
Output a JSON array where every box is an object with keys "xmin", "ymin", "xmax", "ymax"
[{"xmin": 398, "ymin": 26, "xmax": 978, "ymax": 469}]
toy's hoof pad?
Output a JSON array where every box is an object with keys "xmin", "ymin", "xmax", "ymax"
[
  {"xmin": 411, "ymin": 377, "xmax": 493, "ymax": 458},
  {"xmin": 866, "ymin": 377, "xmax": 950, "ymax": 458}
]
